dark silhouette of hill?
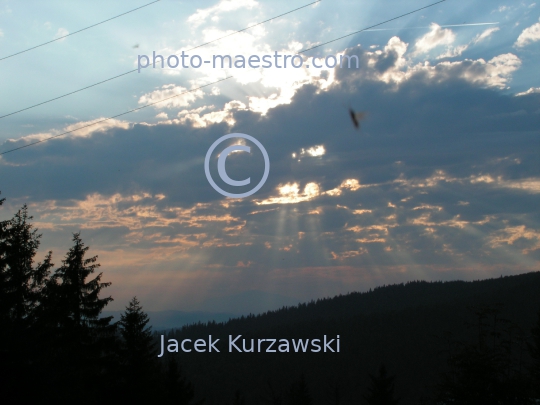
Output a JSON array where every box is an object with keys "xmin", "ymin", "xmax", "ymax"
[{"xmin": 160, "ymin": 271, "xmax": 540, "ymax": 404}]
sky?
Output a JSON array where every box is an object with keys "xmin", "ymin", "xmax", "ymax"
[{"xmin": 0, "ymin": 0, "xmax": 539, "ymax": 312}]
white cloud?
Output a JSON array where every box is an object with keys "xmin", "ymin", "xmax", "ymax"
[
  {"xmin": 0, "ymin": 29, "xmax": 3, "ymax": 38},
  {"xmin": 516, "ymin": 87, "xmax": 540, "ymax": 96},
  {"xmin": 177, "ymin": 100, "xmax": 247, "ymax": 127},
  {"xmin": 413, "ymin": 53, "xmax": 521, "ymax": 89},
  {"xmin": 413, "ymin": 23, "xmax": 455, "ymax": 55},
  {"xmin": 245, "ymin": 55, "xmax": 336, "ymax": 115},
  {"xmin": 473, "ymin": 27, "xmax": 500, "ymax": 44},
  {"xmin": 514, "ymin": 17, "xmax": 540, "ymax": 47},
  {"xmin": 346, "ymin": 36, "xmax": 521, "ymax": 89},
  {"xmin": 187, "ymin": 0, "xmax": 258, "ymax": 28},
  {"xmin": 436, "ymin": 26, "xmax": 500, "ymax": 60},
  {"xmin": 437, "ymin": 45, "xmax": 468, "ymax": 59},
  {"xmin": 61, "ymin": 118, "xmax": 130, "ymax": 138},
  {"xmin": 254, "ymin": 178, "xmax": 362, "ymax": 204},
  {"xmin": 255, "ymin": 182, "xmax": 321, "ymax": 205},
  {"xmin": 325, "ymin": 179, "xmax": 362, "ymax": 196},
  {"xmin": 7, "ymin": 118, "xmax": 131, "ymax": 144},
  {"xmin": 435, "ymin": 26, "xmax": 500, "ymax": 60},
  {"xmin": 138, "ymin": 84, "xmax": 204, "ymax": 109},
  {"xmin": 152, "ymin": 10, "xmax": 337, "ymax": 119},
  {"xmin": 300, "ymin": 145, "xmax": 325, "ymax": 157}
]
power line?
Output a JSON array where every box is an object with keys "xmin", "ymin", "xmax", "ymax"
[
  {"xmin": 361, "ymin": 22, "xmax": 499, "ymax": 31},
  {"xmin": 1, "ymin": 0, "xmax": 446, "ymax": 156},
  {"xmin": 179, "ymin": 1, "xmax": 321, "ymax": 54},
  {"xmin": 298, "ymin": 0, "xmax": 446, "ymax": 55},
  {"xmin": 0, "ymin": 0, "xmax": 161, "ymax": 62},
  {"xmin": 0, "ymin": 77, "xmax": 233, "ymax": 155},
  {"xmin": 0, "ymin": 0, "xmax": 321, "ymax": 120}
]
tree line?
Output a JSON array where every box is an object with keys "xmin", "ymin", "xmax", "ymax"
[{"xmin": 0, "ymin": 195, "xmax": 203, "ymax": 404}]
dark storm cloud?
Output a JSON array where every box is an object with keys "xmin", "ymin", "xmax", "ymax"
[
  {"xmin": 1, "ymin": 40, "xmax": 539, "ymax": 276},
  {"xmin": 1, "ymin": 52, "xmax": 539, "ymax": 205}
]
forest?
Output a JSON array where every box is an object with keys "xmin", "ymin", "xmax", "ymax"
[{"xmin": 1, "ymin": 193, "xmax": 540, "ymax": 404}]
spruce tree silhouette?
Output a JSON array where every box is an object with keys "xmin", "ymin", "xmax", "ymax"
[
  {"xmin": 119, "ymin": 296, "xmax": 158, "ymax": 399},
  {"xmin": 288, "ymin": 374, "xmax": 313, "ymax": 405},
  {"xmin": 0, "ymin": 205, "xmax": 52, "ymax": 323},
  {"xmin": 0, "ymin": 203, "xmax": 53, "ymax": 399},
  {"xmin": 45, "ymin": 232, "xmax": 117, "ymax": 402},
  {"xmin": 363, "ymin": 365, "xmax": 400, "ymax": 405}
]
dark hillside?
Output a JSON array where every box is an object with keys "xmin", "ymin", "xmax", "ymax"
[{"xmin": 160, "ymin": 272, "xmax": 540, "ymax": 404}]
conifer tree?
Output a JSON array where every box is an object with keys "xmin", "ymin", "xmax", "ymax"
[
  {"xmin": 0, "ymin": 204, "xmax": 52, "ymax": 325},
  {"xmin": 0, "ymin": 203, "xmax": 53, "ymax": 399},
  {"xmin": 119, "ymin": 296, "xmax": 158, "ymax": 398},
  {"xmin": 48, "ymin": 232, "xmax": 114, "ymax": 339},
  {"xmin": 120, "ymin": 296, "xmax": 156, "ymax": 362},
  {"xmin": 288, "ymin": 374, "xmax": 312, "ymax": 405},
  {"xmin": 45, "ymin": 232, "xmax": 117, "ymax": 400},
  {"xmin": 363, "ymin": 365, "xmax": 400, "ymax": 405}
]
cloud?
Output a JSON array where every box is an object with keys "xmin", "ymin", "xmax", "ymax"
[
  {"xmin": 255, "ymin": 182, "xmax": 321, "ymax": 205},
  {"xmin": 436, "ymin": 45, "xmax": 468, "ymax": 59},
  {"xmin": 435, "ymin": 26, "xmax": 500, "ymax": 60},
  {"xmin": 299, "ymin": 145, "xmax": 325, "ymax": 157},
  {"xmin": 54, "ymin": 27, "xmax": 69, "ymax": 41},
  {"xmin": 177, "ymin": 100, "xmax": 247, "ymax": 127},
  {"xmin": 413, "ymin": 23, "xmax": 456, "ymax": 55},
  {"xmin": 413, "ymin": 24, "xmax": 501, "ymax": 61},
  {"xmin": 514, "ymin": 17, "xmax": 540, "ymax": 47},
  {"xmin": 337, "ymin": 37, "xmax": 521, "ymax": 89},
  {"xmin": 419, "ymin": 53, "xmax": 521, "ymax": 89},
  {"xmin": 325, "ymin": 179, "xmax": 362, "ymax": 197},
  {"xmin": 3, "ymin": 118, "xmax": 131, "ymax": 146},
  {"xmin": 472, "ymin": 27, "xmax": 500, "ymax": 44},
  {"xmin": 2, "ymin": 27, "xmax": 539, "ymax": 310},
  {"xmin": 489, "ymin": 226, "xmax": 540, "ymax": 254},
  {"xmin": 516, "ymin": 87, "xmax": 540, "ymax": 96},
  {"xmin": 187, "ymin": 0, "xmax": 258, "ymax": 28},
  {"xmin": 138, "ymin": 85, "xmax": 205, "ymax": 109}
]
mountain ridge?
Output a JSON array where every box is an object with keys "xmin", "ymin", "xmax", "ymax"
[{"xmin": 157, "ymin": 271, "xmax": 540, "ymax": 404}]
